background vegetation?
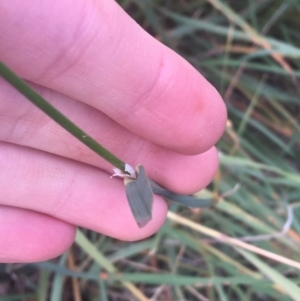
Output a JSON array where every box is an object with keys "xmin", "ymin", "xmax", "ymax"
[{"xmin": 2, "ymin": 0, "xmax": 300, "ymax": 300}]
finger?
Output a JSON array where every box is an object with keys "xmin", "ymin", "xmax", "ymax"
[
  {"xmin": 0, "ymin": 80, "xmax": 219, "ymax": 194},
  {"xmin": 0, "ymin": 205, "xmax": 76, "ymax": 263},
  {"xmin": 0, "ymin": 142, "xmax": 168, "ymax": 240},
  {"xmin": 0, "ymin": 0, "xmax": 227, "ymax": 154}
]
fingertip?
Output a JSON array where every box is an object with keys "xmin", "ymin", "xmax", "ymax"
[
  {"xmin": 191, "ymin": 85, "xmax": 227, "ymax": 154},
  {"xmin": 166, "ymin": 67, "xmax": 228, "ymax": 155},
  {"xmin": 0, "ymin": 206, "xmax": 76, "ymax": 263},
  {"xmin": 119, "ymin": 43, "xmax": 227, "ymax": 155}
]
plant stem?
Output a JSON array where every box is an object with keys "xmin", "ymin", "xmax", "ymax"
[{"xmin": 0, "ymin": 61, "xmax": 126, "ymax": 171}]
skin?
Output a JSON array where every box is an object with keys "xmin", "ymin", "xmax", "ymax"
[{"xmin": 0, "ymin": 0, "xmax": 227, "ymax": 262}]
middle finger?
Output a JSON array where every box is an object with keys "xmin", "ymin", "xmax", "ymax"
[{"xmin": 0, "ymin": 79, "xmax": 219, "ymax": 194}]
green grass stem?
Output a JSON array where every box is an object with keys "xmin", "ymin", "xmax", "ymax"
[{"xmin": 0, "ymin": 62, "xmax": 126, "ymax": 172}]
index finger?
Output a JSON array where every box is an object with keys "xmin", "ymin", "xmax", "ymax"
[{"xmin": 0, "ymin": 0, "xmax": 227, "ymax": 154}]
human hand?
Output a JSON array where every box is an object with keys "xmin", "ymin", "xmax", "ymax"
[{"xmin": 0, "ymin": 0, "xmax": 227, "ymax": 262}]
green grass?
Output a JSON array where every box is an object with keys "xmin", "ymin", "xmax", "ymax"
[{"xmin": 2, "ymin": 0, "xmax": 300, "ymax": 300}]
